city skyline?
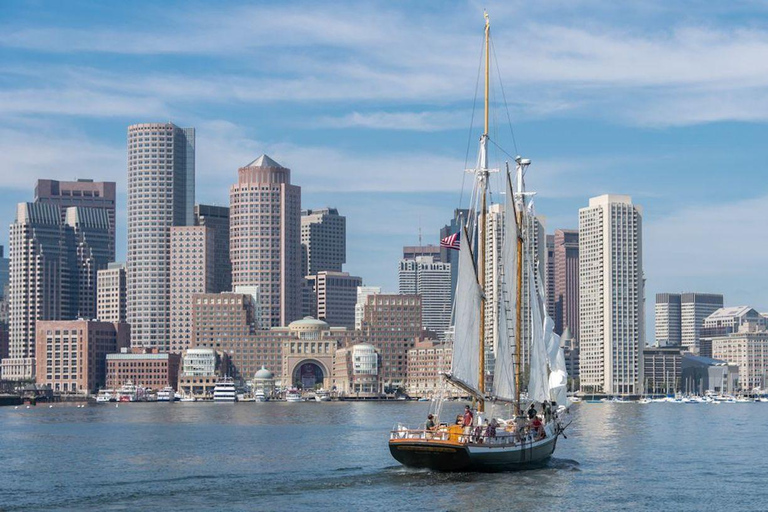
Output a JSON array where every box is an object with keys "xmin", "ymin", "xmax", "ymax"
[{"xmin": 2, "ymin": 2, "xmax": 768, "ymax": 341}]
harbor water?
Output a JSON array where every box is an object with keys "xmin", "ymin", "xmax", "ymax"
[{"xmin": 1, "ymin": 401, "xmax": 767, "ymax": 511}]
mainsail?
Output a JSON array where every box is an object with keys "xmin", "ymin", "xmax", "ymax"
[
  {"xmin": 491, "ymin": 174, "xmax": 519, "ymax": 402},
  {"xmin": 448, "ymin": 225, "xmax": 483, "ymax": 397},
  {"xmin": 527, "ymin": 264, "xmax": 550, "ymax": 403}
]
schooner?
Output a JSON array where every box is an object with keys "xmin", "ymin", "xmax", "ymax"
[{"xmin": 388, "ymin": 12, "xmax": 570, "ymax": 471}]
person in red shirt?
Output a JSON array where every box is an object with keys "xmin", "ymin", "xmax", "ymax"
[
  {"xmin": 531, "ymin": 416, "xmax": 544, "ymax": 439},
  {"xmin": 463, "ymin": 405, "xmax": 474, "ymax": 427}
]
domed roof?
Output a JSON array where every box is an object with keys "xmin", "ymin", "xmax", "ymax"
[
  {"xmin": 288, "ymin": 316, "xmax": 329, "ymax": 329},
  {"xmin": 254, "ymin": 366, "xmax": 274, "ymax": 380}
]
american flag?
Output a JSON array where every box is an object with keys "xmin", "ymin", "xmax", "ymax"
[{"xmin": 440, "ymin": 231, "xmax": 460, "ymax": 250}]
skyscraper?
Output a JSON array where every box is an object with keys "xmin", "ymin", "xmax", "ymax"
[
  {"xmin": 579, "ymin": 194, "xmax": 644, "ymax": 396},
  {"xmin": 230, "ymin": 155, "xmax": 301, "ymax": 327},
  {"xmin": 195, "ymin": 204, "xmax": 231, "ymax": 293},
  {"xmin": 553, "ymin": 229, "xmax": 579, "ymax": 338},
  {"xmin": 545, "ymin": 234, "xmax": 555, "ymax": 320},
  {"xmin": 399, "ymin": 256, "xmax": 451, "ymax": 339},
  {"xmin": 66, "ymin": 207, "xmax": 112, "ymax": 320},
  {"xmin": 170, "ymin": 226, "xmax": 216, "ymax": 353},
  {"xmin": 681, "ymin": 293, "xmax": 724, "ymax": 354},
  {"xmin": 35, "ymin": 179, "xmax": 117, "ymax": 261},
  {"xmin": 3, "ymin": 203, "xmax": 67, "ymax": 380},
  {"xmin": 655, "ymin": 293, "xmax": 682, "ymax": 347},
  {"xmin": 127, "ymin": 123, "xmax": 195, "ymax": 350},
  {"xmin": 306, "ymin": 271, "xmax": 362, "ymax": 328},
  {"xmin": 301, "ymin": 208, "xmax": 346, "ymax": 276},
  {"xmin": 440, "ymin": 209, "xmax": 469, "ymax": 304}
]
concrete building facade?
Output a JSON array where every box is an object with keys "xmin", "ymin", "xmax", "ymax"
[
  {"xmin": 127, "ymin": 122, "xmax": 195, "ymax": 350},
  {"xmin": 406, "ymin": 339, "xmax": 453, "ymax": 398},
  {"xmin": 230, "ymin": 155, "xmax": 301, "ymax": 327},
  {"xmin": 97, "ymin": 263, "xmax": 127, "ymax": 323},
  {"xmin": 195, "ymin": 204, "xmax": 231, "ymax": 293},
  {"xmin": 579, "ymin": 195, "xmax": 644, "ymax": 396},
  {"xmin": 301, "ymin": 208, "xmax": 346, "ymax": 276},
  {"xmin": 306, "ymin": 271, "xmax": 362, "ymax": 329},
  {"xmin": 399, "ymin": 256, "xmax": 451, "ymax": 339},
  {"xmin": 553, "ymin": 229, "xmax": 579, "ymax": 339},
  {"xmin": 355, "ymin": 286, "xmax": 381, "ymax": 330},
  {"xmin": 655, "ymin": 293, "xmax": 682, "ymax": 347}
]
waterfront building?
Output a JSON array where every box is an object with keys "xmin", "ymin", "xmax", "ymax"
[
  {"xmin": 127, "ymin": 122, "xmax": 195, "ymax": 351},
  {"xmin": 301, "ymin": 208, "xmax": 346, "ymax": 276},
  {"xmin": 399, "ymin": 256, "xmax": 451, "ymax": 339},
  {"xmin": 360, "ymin": 294, "xmax": 423, "ymax": 392},
  {"xmin": 681, "ymin": 354, "xmax": 739, "ymax": 395},
  {"xmin": 355, "ymin": 286, "xmax": 381, "ymax": 330},
  {"xmin": 177, "ymin": 348, "xmax": 230, "ymax": 399},
  {"xmin": 97, "ymin": 263, "xmax": 127, "ymax": 323},
  {"xmin": 230, "ymin": 155, "xmax": 301, "ymax": 327},
  {"xmin": 333, "ymin": 343, "xmax": 380, "ymax": 398},
  {"xmin": 35, "ymin": 179, "xmax": 117, "ymax": 261},
  {"xmin": 194, "ymin": 204, "xmax": 231, "ymax": 293},
  {"xmin": 405, "ymin": 339, "xmax": 453, "ymax": 398},
  {"xmin": 306, "ymin": 271, "xmax": 362, "ymax": 329},
  {"xmin": 711, "ymin": 322, "xmax": 768, "ymax": 391},
  {"xmin": 191, "ymin": 292, "xmax": 288, "ymax": 381},
  {"xmin": 553, "ymin": 229, "xmax": 579, "ymax": 338},
  {"xmin": 35, "ymin": 320, "xmax": 129, "ymax": 394},
  {"xmin": 281, "ymin": 317, "xmax": 353, "ymax": 390},
  {"xmin": 579, "ymin": 194, "xmax": 644, "ymax": 396},
  {"xmin": 253, "ymin": 366, "xmax": 276, "ymax": 398},
  {"xmin": 170, "ymin": 226, "xmax": 216, "ymax": 353},
  {"xmin": 656, "ymin": 293, "xmax": 682, "ymax": 347},
  {"xmin": 106, "ymin": 348, "xmax": 181, "ymax": 391},
  {"xmin": 3, "ymin": 203, "xmax": 68, "ymax": 381},
  {"xmin": 643, "ymin": 346, "xmax": 682, "ymax": 394}
]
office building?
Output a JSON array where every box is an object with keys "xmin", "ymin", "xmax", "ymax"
[
  {"xmin": 355, "ymin": 286, "xmax": 381, "ymax": 330},
  {"xmin": 35, "ymin": 179, "xmax": 117, "ymax": 261},
  {"xmin": 306, "ymin": 271, "xmax": 362, "ymax": 328},
  {"xmin": 170, "ymin": 226, "xmax": 216, "ymax": 353},
  {"xmin": 643, "ymin": 346, "xmax": 682, "ymax": 394},
  {"xmin": 712, "ymin": 322, "xmax": 768, "ymax": 391},
  {"xmin": 403, "ymin": 245, "xmax": 442, "ymax": 262},
  {"xmin": 545, "ymin": 234, "xmax": 555, "ymax": 321},
  {"xmin": 579, "ymin": 195, "xmax": 644, "ymax": 396},
  {"xmin": 97, "ymin": 263, "xmax": 127, "ymax": 323},
  {"xmin": 399, "ymin": 256, "xmax": 451, "ymax": 339},
  {"xmin": 3, "ymin": 203, "xmax": 68, "ymax": 380},
  {"xmin": 681, "ymin": 293, "xmax": 724, "ymax": 354},
  {"xmin": 301, "ymin": 208, "xmax": 346, "ymax": 276},
  {"xmin": 553, "ymin": 229, "xmax": 579, "ymax": 338},
  {"xmin": 655, "ymin": 293, "xmax": 682, "ymax": 347},
  {"xmin": 66, "ymin": 207, "xmax": 112, "ymax": 320},
  {"xmin": 35, "ymin": 320, "xmax": 130, "ymax": 394},
  {"xmin": 230, "ymin": 155, "xmax": 301, "ymax": 327},
  {"xmin": 195, "ymin": 204, "xmax": 231, "ymax": 293},
  {"xmin": 127, "ymin": 123, "xmax": 195, "ymax": 350},
  {"xmin": 440, "ymin": 209, "xmax": 469, "ymax": 304},
  {"xmin": 106, "ymin": 348, "xmax": 181, "ymax": 391}
]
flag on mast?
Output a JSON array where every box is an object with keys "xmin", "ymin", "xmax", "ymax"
[{"xmin": 440, "ymin": 232, "xmax": 460, "ymax": 250}]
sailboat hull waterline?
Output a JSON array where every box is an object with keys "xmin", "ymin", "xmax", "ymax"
[
  {"xmin": 389, "ymin": 426, "xmax": 558, "ymax": 472},
  {"xmin": 389, "ymin": 434, "xmax": 557, "ymax": 471}
]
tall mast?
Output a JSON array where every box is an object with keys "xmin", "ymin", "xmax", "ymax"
[
  {"xmin": 477, "ymin": 11, "xmax": 491, "ymax": 413},
  {"xmin": 513, "ymin": 156, "xmax": 530, "ymax": 416}
]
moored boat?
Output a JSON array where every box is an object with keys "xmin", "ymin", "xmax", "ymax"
[
  {"xmin": 213, "ymin": 377, "xmax": 237, "ymax": 402},
  {"xmin": 157, "ymin": 386, "xmax": 174, "ymax": 402},
  {"xmin": 285, "ymin": 388, "xmax": 302, "ymax": 402}
]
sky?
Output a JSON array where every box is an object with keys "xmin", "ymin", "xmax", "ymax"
[{"xmin": 2, "ymin": 0, "xmax": 768, "ymax": 342}]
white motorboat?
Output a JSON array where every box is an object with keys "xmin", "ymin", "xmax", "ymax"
[
  {"xmin": 213, "ymin": 377, "xmax": 237, "ymax": 402},
  {"xmin": 285, "ymin": 388, "xmax": 302, "ymax": 402},
  {"xmin": 157, "ymin": 386, "xmax": 174, "ymax": 402},
  {"xmin": 95, "ymin": 389, "xmax": 115, "ymax": 403},
  {"xmin": 314, "ymin": 389, "xmax": 331, "ymax": 402}
]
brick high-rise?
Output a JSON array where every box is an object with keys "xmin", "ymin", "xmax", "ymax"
[
  {"xmin": 230, "ymin": 155, "xmax": 301, "ymax": 327},
  {"xmin": 127, "ymin": 123, "xmax": 195, "ymax": 350},
  {"xmin": 553, "ymin": 229, "xmax": 579, "ymax": 339}
]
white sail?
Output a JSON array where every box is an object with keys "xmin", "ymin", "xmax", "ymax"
[
  {"xmin": 527, "ymin": 264, "xmax": 550, "ymax": 403},
  {"xmin": 492, "ymin": 174, "xmax": 518, "ymax": 402},
  {"xmin": 449, "ymin": 226, "xmax": 482, "ymax": 396},
  {"xmin": 546, "ymin": 330, "xmax": 569, "ymax": 407}
]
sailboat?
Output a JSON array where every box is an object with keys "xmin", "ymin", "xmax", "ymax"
[{"xmin": 388, "ymin": 13, "xmax": 570, "ymax": 471}]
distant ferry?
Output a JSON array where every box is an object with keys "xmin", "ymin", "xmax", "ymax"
[
  {"xmin": 95, "ymin": 389, "xmax": 116, "ymax": 403},
  {"xmin": 213, "ymin": 377, "xmax": 237, "ymax": 402}
]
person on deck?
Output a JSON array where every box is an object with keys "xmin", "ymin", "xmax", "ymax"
[
  {"xmin": 543, "ymin": 400, "xmax": 552, "ymax": 422},
  {"xmin": 531, "ymin": 415, "xmax": 544, "ymax": 439},
  {"xmin": 527, "ymin": 402, "xmax": 537, "ymax": 420},
  {"xmin": 425, "ymin": 414, "xmax": 436, "ymax": 431},
  {"xmin": 463, "ymin": 405, "xmax": 474, "ymax": 427},
  {"xmin": 448, "ymin": 415, "xmax": 464, "ymax": 442}
]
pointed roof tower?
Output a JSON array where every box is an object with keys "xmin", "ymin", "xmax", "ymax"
[{"xmin": 245, "ymin": 154, "xmax": 284, "ymax": 169}]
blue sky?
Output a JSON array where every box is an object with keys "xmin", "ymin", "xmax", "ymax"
[{"xmin": 2, "ymin": 0, "xmax": 768, "ymax": 341}]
